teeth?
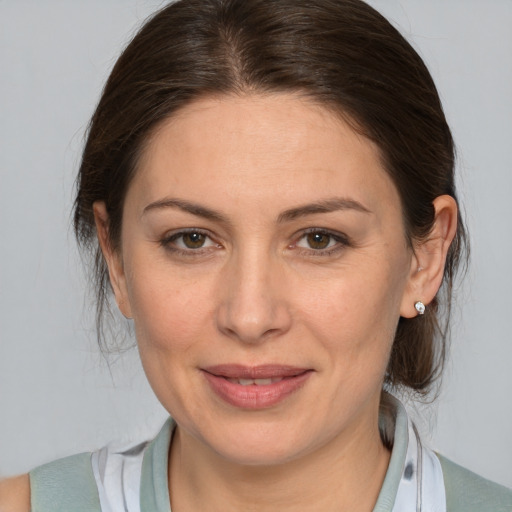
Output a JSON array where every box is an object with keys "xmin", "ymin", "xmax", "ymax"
[
  {"xmin": 226, "ymin": 377, "xmax": 283, "ymax": 386},
  {"xmin": 254, "ymin": 378, "xmax": 272, "ymax": 385}
]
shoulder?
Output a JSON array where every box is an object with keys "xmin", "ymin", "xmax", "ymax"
[
  {"xmin": 0, "ymin": 474, "xmax": 30, "ymax": 512},
  {"xmin": 0, "ymin": 453, "xmax": 104, "ymax": 512},
  {"xmin": 437, "ymin": 454, "xmax": 512, "ymax": 512},
  {"xmin": 29, "ymin": 452, "xmax": 101, "ymax": 512}
]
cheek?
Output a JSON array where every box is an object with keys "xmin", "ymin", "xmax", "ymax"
[
  {"xmin": 295, "ymin": 258, "xmax": 406, "ymax": 365},
  {"xmin": 124, "ymin": 261, "xmax": 215, "ymax": 414},
  {"xmin": 300, "ymin": 266, "xmax": 403, "ymax": 330},
  {"xmin": 124, "ymin": 254, "xmax": 214, "ymax": 354}
]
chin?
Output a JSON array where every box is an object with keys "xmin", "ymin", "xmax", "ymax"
[
  {"xmin": 216, "ymin": 441, "xmax": 306, "ymax": 467},
  {"xmin": 196, "ymin": 418, "xmax": 320, "ymax": 467}
]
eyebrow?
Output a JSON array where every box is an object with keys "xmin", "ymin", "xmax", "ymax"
[
  {"xmin": 142, "ymin": 198, "xmax": 230, "ymax": 224},
  {"xmin": 142, "ymin": 196, "xmax": 371, "ymax": 224},
  {"xmin": 277, "ymin": 197, "xmax": 372, "ymax": 223}
]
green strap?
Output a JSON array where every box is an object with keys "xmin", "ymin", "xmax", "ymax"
[
  {"xmin": 372, "ymin": 399, "xmax": 409, "ymax": 512},
  {"xmin": 29, "ymin": 452, "xmax": 101, "ymax": 512},
  {"xmin": 140, "ymin": 418, "xmax": 174, "ymax": 511},
  {"xmin": 438, "ymin": 454, "xmax": 512, "ymax": 512}
]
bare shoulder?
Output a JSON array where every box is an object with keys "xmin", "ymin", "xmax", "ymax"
[{"xmin": 0, "ymin": 474, "xmax": 30, "ymax": 512}]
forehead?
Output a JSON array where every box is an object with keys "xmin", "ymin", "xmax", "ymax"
[{"xmin": 130, "ymin": 93, "xmax": 398, "ymax": 216}]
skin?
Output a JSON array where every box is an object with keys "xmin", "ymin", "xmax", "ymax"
[
  {"xmin": 0, "ymin": 93, "xmax": 457, "ymax": 512},
  {"xmin": 0, "ymin": 475, "xmax": 30, "ymax": 511}
]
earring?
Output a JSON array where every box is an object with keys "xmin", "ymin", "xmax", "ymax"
[{"xmin": 414, "ymin": 301, "xmax": 426, "ymax": 315}]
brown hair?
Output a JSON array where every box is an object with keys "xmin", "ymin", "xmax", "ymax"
[{"xmin": 74, "ymin": 0, "xmax": 468, "ymax": 395}]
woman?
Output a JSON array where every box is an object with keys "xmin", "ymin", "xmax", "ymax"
[{"xmin": 1, "ymin": 0, "xmax": 511, "ymax": 510}]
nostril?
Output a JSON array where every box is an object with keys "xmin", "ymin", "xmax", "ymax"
[
  {"xmin": 214, "ymin": 264, "xmax": 292, "ymax": 343},
  {"xmin": 216, "ymin": 301, "xmax": 292, "ymax": 344}
]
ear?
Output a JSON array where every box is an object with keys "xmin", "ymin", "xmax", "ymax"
[
  {"xmin": 400, "ymin": 195, "xmax": 458, "ymax": 318},
  {"xmin": 93, "ymin": 201, "xmax": 132, "ymax": 319}
]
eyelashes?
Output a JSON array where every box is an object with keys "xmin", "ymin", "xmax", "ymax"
[
  {"xmin": 160, "ymin": 228, "xmax": 351, "ymax": 259},
  {"xmin": 160, "ymin": 228, "xmax": 219, "ymax": 255},
  {"xmin": 291, "ymin": 228, "xmax": 351, "ymax": 257}
]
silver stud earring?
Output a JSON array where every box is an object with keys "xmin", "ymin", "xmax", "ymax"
[{"xmin": 414, "ymin": 301, "xmax": 425, "ymax": 315}]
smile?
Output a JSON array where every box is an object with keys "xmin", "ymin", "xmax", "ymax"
[{"xmin": 201, "ymin": 365, "xmax": 313, "ymax": 409}]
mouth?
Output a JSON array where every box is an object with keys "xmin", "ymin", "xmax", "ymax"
[
  {"xmin": 226, "ymin": 377, "xmax": 285, "ymax": 386},
  {"xmin": 201, "ymin": 365, "xmax": 313, "ymax": 409}
]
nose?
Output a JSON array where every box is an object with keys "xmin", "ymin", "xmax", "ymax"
[{"xmin": 215, "ymin": 250, "xmax": 292, "ymax": 344}]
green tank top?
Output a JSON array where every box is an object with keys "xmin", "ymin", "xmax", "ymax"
[{"xmin": 29, "ymin": 417, "xmax": 512, "ymax": 511}]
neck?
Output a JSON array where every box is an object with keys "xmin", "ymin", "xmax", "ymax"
[{"xmin": 168, "ymin": 408, "xmax": 390, "ymax": 512}]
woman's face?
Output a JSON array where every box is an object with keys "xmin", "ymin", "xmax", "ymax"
[{"xmin": 109, "ymin": 94, "xmax": 416, "ymax": 465}]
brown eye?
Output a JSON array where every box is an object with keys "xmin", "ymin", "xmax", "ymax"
[
  {"xmin": 162, "ymin": 229, "xmax": 219, "ymax": 256},
  {"xmin": 182, "ymin": 232, "xmax": 206, "ymax": 249},
  {"xmin": 294, "ymin": 230, "xmax": 349, "ymax": 255},
  {"xmin": 306, "ymin": 232, "xmax": 332, "ymax": 249}
]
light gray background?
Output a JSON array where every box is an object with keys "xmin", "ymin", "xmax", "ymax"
[{"xmin": 1, "ymin": 0, "xmax": 511, "ymax": 488}]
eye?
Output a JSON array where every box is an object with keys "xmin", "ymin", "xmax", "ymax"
[
  {"xmin": 162, "ymin": 229, "xmax": 218, "ymax": 253},
  {"xmin": 292, "ymin": 229, "xmax": 350, "ymax": 256},
  {"xmin": 179, "ymin": 232, "xmax": 208, "ymax": 249},
  {"xmin": 300, "ymin": 232, "xmax": 336, "ymax": 250}
]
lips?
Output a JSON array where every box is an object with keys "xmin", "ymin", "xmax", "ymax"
[{"xmin": 202, "ymin": 365, "xmax": 313, "ymax": 409}]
